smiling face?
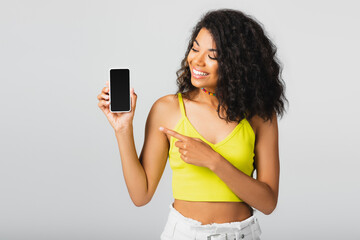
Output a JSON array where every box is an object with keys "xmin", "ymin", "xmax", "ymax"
[{"xmin": 187, "ymin": 28, "xmax": 219, "ymax": 93}]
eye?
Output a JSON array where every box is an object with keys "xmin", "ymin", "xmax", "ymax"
[{"xmin": 191, "ymin": 48, "xmax": 218, "ymax": 60}]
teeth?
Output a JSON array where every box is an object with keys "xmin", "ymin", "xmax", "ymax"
[{"xmin": 193, "ymin": 69, "xmax": 209, "ymax": 76}]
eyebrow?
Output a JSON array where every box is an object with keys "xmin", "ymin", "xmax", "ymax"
[{"xmin": 194, "ymin": 39, "xmax": 217, "ymax": 52}]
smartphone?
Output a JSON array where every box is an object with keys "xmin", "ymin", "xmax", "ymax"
[{"xmin": 109, "ymin": 69, "xmax": 131, "ymax": 113}]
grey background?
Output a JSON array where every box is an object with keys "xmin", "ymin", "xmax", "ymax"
[{"xmin": 1, "ymin": 0, "xmax": 359, "ymax": 239}]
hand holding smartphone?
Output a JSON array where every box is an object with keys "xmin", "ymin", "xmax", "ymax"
[
  {"xmin": 110, "ymin": 69, "xmax": 131, "ymax": 113},
  {"xmin": 97, "ymin": 68, "xmax": 136, "ymax": 132}
]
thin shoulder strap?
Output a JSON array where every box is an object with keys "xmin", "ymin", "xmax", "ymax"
[{"xmin": 177, "ymin": 93, "xmax": 186, "ymax": 117}]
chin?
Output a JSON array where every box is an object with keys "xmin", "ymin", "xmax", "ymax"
[{"xmin": 190, "ymin": 78, "xmax": 206, "ymax": 88}]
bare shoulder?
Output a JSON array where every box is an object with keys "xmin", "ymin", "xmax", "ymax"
[
  {"xmin": 248, "ymin": 112, "xmax": 278, "ymax": 138},
  {"xmin": 152, "ymin": 93, "xmax": 178, "ymax": 108},
  {"xmin": 149, "ymin": 93, "xmax": 181, "ymax": 135}
]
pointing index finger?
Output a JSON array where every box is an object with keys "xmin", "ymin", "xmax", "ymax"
[{"xmin": 159, "ymin": 126, "xmax": 187, "ymax": 141}]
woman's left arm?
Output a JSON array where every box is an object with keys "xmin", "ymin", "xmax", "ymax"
[{"xmin": 209, "ymin": 113, "xmax": 279, "ymax": 215}]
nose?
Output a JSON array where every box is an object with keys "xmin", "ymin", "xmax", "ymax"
[{"xmin": 192, "ymin": 51, "xmax": 206, "ymax": 66}]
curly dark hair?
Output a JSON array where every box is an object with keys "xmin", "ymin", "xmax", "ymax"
[{"xmin": 175, "ymin": 8, "xmax": 288, "ymax": 123}]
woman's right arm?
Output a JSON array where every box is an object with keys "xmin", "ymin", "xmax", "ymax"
[
  {"xmin": 97, "ymin": 82, "xmax": 170, "ymax": 207},
  {"xmin": 114, "ymin": 102, "xmax": 170, "ymax": 207}
]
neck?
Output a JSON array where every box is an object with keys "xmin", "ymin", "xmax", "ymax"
[
  {"xmin": 201, "ymin": 87, "xmax": 216, "ymax": 96},
  {"xmin": 195, "ymin": 88, "xmax": 219, "ymax": 108}
]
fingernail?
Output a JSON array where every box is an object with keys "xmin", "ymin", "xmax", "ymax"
[{"xmin": 159, "ymin": 126, "xmax": 164, "ymax": 131}]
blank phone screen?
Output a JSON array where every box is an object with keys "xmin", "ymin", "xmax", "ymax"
[{"xmin": 110, "ymin": 69, "xmax": 130, "ymax": 112}]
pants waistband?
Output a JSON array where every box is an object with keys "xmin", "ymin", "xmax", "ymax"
[{"xmin": 168, "ymin": 203, "xmax": 259, "ymax": 233}]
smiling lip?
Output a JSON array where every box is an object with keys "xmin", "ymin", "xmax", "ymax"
[{"xmin": 191, "ymin": 67, "xmax": 209, "ymax": 79}]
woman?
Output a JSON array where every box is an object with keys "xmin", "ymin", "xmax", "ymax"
[{"xmin": 97, "ymin": 8, "xmax": 287, "ymax": 240}]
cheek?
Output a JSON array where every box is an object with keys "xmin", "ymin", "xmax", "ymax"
[
  {"xmin": 187, "ymin": 53, "xmax": 194, "ymax": 63},
  {"xmin": 208, "ymin": 63, "xmax": 218, "ymax": 75},
  {"xmin": 214, "ymin": 67, "xmax": 219, "ymax": 76}
]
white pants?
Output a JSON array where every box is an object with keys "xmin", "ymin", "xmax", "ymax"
[{"xmin": 160, "ymin": 203, "xmax": 262, "ymax": 240}]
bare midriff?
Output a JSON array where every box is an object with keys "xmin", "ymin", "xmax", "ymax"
[{"xmin": 173, "ymin": 199, "xmax": 253, "ymax": 225}]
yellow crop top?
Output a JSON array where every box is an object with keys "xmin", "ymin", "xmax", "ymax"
[{"xmin": 168, "ymin": 93, "xmax": 256, "ymax": 202}]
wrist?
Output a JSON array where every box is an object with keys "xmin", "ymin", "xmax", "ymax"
[
  {"xmin": 114, "ymin": 123, "xmax": 133, "ymax": 134},
  {"xmin": 208, "ymin": 152, "xmax": 223, "ymax": 172}
]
